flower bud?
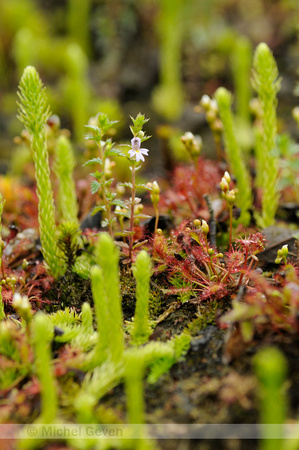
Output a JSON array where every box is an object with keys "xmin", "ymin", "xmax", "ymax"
[
  {"xmin": 47, "ymin": 114, "xmax": 61, "ymax": 131},
  {"xmin": 220, "ymin": 178, "xmax": 229, "ymax": 193},
  {"xmin": 134, "ymin": 204, "xmax": 144, "ymax": 215},
  {"xmin": 281, "ymin": 245, "xmax": 288, "ymax": 257},
  {"xmin": 181, "ymin": 132, "xmax": 202, "ymax": 160},
  {"xmin": 152, "ymin": 181, "xmax": 160, "ymax": 195},
  {"xmin": 201, "ymin": 220, "xmax": 209, "ymax": 235},
  {"xmin": 223, "ymin": 171, "xmax": 231, "ymax": 185},
  {"xmin": 116, "ymin": 183, "xmax": 125, "ymax": 196},
  {"xmin": 226, "ymin": 190, "xmax": 236, "ymax": 204},
  {"xmin": 206, "ymin": 110, "xmax": 217, "ymax": 123},
  {"xmin": 22, "ymin": 259, "xmax": 29, "ymax": 271},
  {"xmin": 193, "ymin": 219, "xmax": 201, "ymax": 228},
  {"xmin": 210, "ymin": 99, "xmax": 218, "ymax": 113},
  {"xmin": 151, "ymin": 181, "xmax": 160, "ymax": 207},
  {"xmin": 200, "ymin": 95, "xmax": 211, "ymax": 111},
  {"xmin": 12, "ymin": 293, "xmax": 32, "ymax": 322},
  {"xmin": 211, "ymin": 119, "xmax": 223, "ymax": 133}
]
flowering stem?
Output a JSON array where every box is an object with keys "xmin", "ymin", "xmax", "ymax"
[
  {"xmin": 228, "ymin": 204, "xmax": 233, "ymax": 250},
  {"xmin": 154, "ymin": 205, "xmax": 159, "ymax": 234},
  {"xmin": 99, "ymin": 143, "xmax": 113, "ymax": 237},
  {"xmin": 129, "ymin": 164, "xmax": 136, "ymax": 261}
]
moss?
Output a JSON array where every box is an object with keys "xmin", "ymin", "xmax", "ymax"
[{"xmin": 47, "ymin": 272, "xmax": 92, "ymax": 311}]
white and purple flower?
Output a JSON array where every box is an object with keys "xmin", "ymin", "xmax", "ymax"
[{"xmin": 128, "ymin": 137, "xmax": 149, "ymax": 162}]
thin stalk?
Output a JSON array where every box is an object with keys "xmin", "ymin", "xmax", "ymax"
[
  {"xmin": 154, "ymin": 205, "xmax": 159, "ymax": 234},
  {"xmin": 129, "ymin": 165, "xmax": 136, "ymax": 261},
  {"xmin": 99, "ymin": 143, "xmax": 113, "ymax": 237},
  {"xmin": 228, "ymin": 204, "xmax": 233, "ymax": 250}
]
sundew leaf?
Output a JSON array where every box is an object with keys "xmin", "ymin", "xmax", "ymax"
[{"xmin": 189, "ymin": 232, "xmax": 201, "ymax": 245}]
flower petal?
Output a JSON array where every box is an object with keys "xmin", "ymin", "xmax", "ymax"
[
  {"xmin": 136, "ymin": 153, "xmax": 145, "ymax": 162},
  {"xmin": 131, "ymin": 137, "xmax": 141, "ymax": 150}
]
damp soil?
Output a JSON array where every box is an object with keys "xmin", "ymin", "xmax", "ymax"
[
  {"xmin": 97, "ymin": 287, "xmax": 299, "ymax": 450},
  {"xmin": 2, "ymin": 227, "xmax": 299, "ymax": 450}
]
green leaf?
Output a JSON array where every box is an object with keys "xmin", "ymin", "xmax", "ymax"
[
  {"xmin": 115, "ymin": 241, "xmax": 129, "ymax": 248},
  {"xmin": 91, "ymin": 205, "xmax": 106, "ymax": 215},
  {"xmin": 135, "ymin": 183, "xmax": 152, "ymax": 190},
  {"xmin": 97, "ymin": 113, "xmax": 118, "ymax": 133},
  {"xmin": 133, "ymin": 213, "xmax": 151, "ymax": 220},
  {"xmin": 85, "ymin": 124, "xmax": 100, "ymax": 132},
  {"xmin": 101, "ymin": 219, "xmax": 109, "ymax": 228},
  {"xmin": 104, "ymin": 178, "xmax": 114, "ymax": 187},
  {"xmin": 105, "ymin": 148, "xmax": 126, "ymax": 158},
  {"xmin": 120, "ymin": 182, "xmax": 133, "ymax": 189},
  {"xmin": 90, "ymin": 171, "xmax": 104, "ymax": 180},
  {"xmin": 90, "ymin": 180, "xmax": 101, "ymax": 194},
  {"xmin": 84, "ymin": 134, "xmax": 102, "ymax": 142},
  {"xmin": 111, "ymin": 199, "xmax": 126, "ymax": 207},
  {"xmin": 83, "ymin": 158, "xmax": 103, "ymax": 167}
]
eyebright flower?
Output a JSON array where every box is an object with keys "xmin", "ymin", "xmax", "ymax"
[{"xmin": 128, "ymin": 137, "xmax": 149, "ymax": 162}]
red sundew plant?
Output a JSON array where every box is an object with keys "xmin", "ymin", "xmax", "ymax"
[
  {"xmin": 152, "ymin": 220, "xmax": 266, "ymax": 303},
  {"xmin": 221, "ymin": 264, "xmax": 299, "ymax": 338},
  {"xmin": 160, "ymin": 157, "xmax": 222, "ymax": 219}
]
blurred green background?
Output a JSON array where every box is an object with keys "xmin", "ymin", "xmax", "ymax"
[{"xmin": 0, "ymin": 0, "xmax": 298, "ymax": 169}]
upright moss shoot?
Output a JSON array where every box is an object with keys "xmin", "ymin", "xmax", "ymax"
[
  {"xmin": 252, "ymin": 42, "xmax": 281, "ymax": 228},
  {"xmin": 90, "ymin": 265, "xmax": 110, "ymax": 364},
  {"xmin": 215, "ymin": 87, "xmax": 252, "ymax": 226},
  {"xmin": 94, "ymin": 233, "xmax": 124, "ymax": 364},
  {"xmin": 54, "ymin": 135, "xmax": 79, "ymax": 224},
  {"xmin": 254, "ymin": 347, "xmax": 287, "ymax": 448},
  {"xmin": 17, "ymin": 66, "xmax": 64, "ymax": 277},
  {"xmin": 31, "ymin": 313, "xmax": 57, "ymax": 423},
  {"xmin": 131, "ymin": 250, "xmax": 152, "ymax": 346},
  {"xmin": 232, "ymin": 37, "xmax": 252, "ymax": 125}
]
